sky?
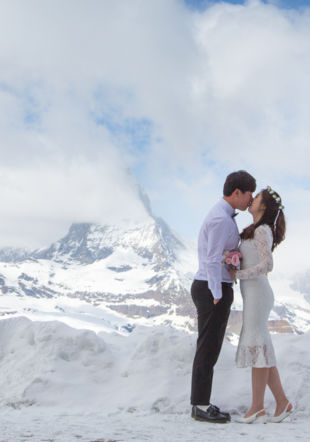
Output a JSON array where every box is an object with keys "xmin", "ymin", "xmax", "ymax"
[
  {"xmin": 186, "ymin": 0, "xmax": 310, "ymax": 10},
  {"xmin": 0, "ymin": 0, "xmax": 310, "ymax": 276}
]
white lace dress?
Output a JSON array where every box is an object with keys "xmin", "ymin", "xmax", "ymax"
[{"xmin": 235, "ymin": 224, "xmax": 276, "ymax": 368}]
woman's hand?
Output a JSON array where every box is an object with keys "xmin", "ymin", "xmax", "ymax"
[{"xmin": 229, "ymin": 268, "xmax": 237, "ymax": 280}]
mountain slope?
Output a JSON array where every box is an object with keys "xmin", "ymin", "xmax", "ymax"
[
  {"xmin": 0, "ymin": 189, "xmax": 310, "ymax": 333},
  {"xmin": 0, "ymin": 191, "xmax": 197, "ymax": 330}
]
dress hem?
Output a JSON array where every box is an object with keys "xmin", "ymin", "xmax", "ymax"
[{"xmin": 236, "ymin": 363, "xmax": 277, "ymax": 368}]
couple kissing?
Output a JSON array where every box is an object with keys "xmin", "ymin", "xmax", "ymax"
[{"xmin": 190, "ymin": 170, "xmax": 292, "ymax": 424}]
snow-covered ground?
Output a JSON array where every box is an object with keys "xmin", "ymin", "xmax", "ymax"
[{"xmin": 0, "ymin": 314, "xmax": 309, "ymax": 441}]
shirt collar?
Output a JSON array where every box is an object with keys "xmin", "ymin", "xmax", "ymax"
[{"xmin": 220, "ymin": 198, "xmax": 236, "ymax": 217}]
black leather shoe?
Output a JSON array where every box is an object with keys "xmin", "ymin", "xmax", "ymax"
[
  {"xmin": 191, "ymin": 405, "xmax": 230, "ymax": 423},
  {"xmin": 209, "ymin": 404, "xmax": 231, "ymax": 421}
]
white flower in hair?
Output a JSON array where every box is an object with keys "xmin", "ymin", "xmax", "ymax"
[{"xmin": 266, "ymin": 186, "xmax": 284, "ymax": 210}]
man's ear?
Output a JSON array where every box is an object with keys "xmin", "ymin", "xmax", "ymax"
[{"xmin": 233, "ymin": 189, "xmax": 240, "ymax": 197}]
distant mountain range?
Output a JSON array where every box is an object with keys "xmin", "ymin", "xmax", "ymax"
[{"xmin": 0, "ymin": 189, "xmax": 309, "ymax": 335}]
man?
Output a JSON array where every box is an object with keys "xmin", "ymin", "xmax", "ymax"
[{"xmin": 191, "ymin": 170, "xmax": 256, "ymax": 423}]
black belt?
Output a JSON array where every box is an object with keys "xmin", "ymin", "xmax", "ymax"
[
  {"xmin": 194, "ymin": 280, "xmax": 233, "ymax": 288},
  {"xmin": 222, "ymin": 282, "xmax": 233, "ymax": 287}
]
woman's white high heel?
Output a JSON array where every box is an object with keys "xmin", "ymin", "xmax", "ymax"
[
  {"xmin": 235, "ymin": 409, "xmax": 267, "ymax": 424},
  {"xmin": 269, "ymin": 402, "xmax": 292, "ymax": 423}
]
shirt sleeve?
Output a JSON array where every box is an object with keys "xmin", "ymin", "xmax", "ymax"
[
  {"xmin": 205, "ymin": 217, "xmax": 232, "ymax": 300},
  {"xmin": 236, "ymin": 225, "xmax": 273, "ymax": 280}
]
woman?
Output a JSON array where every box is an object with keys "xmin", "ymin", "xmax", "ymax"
[{"xmin": 230, "ymin": 186, "xmax": 292, "ymax": 424}]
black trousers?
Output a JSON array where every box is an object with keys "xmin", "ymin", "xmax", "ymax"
[{"xmin": 190, "ymin": 279, "xmax": 234, "ymax": 405}]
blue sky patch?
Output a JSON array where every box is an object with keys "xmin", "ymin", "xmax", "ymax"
[
  {"xmin": 184, "ymin": 0, "xmax": 310, "ymax": 11},
  {"xmin": 95, "ymin": 113, "xmax": 153, "ymax": 153}
]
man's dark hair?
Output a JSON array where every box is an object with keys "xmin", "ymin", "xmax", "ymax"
[{"xmin": 223, "ymin": 170, "xmax": 256, "ymax": 196}]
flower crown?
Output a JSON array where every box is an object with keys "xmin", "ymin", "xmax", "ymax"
[{"xmin": 266, "ymin": 186, "xmax": 284, "ymax": 210}]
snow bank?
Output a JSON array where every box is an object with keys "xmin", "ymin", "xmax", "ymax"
[
  {"xmin": 0, "ymin": 316, "xmax": 309, "ymax": 419},
  {"xmin": 0, "ymin": 317, "xmax": 114, "ymax": 409}
]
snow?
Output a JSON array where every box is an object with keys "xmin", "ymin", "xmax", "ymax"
[
  {"xmin": 0, "ymin": 213, "xmax": 309, "ymax": 440},
  {"xmin": 1, "ymin": 216, "xmax": 310, "ymax": 334},
  {"xmin": 0, "ymin": 315, "xmax": 309, "ymax": 441},
  {"xmin": 0, "ymin": 295, "xmax": 135, "ymax": 335},
  {"xmin": 2, "ymin": 250, "xmax": 310, "ymax": 337}
]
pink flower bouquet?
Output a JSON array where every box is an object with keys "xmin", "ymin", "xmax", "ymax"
[{"xmin": 222, "ymin": 250, "xmax": 242, "ymax": 270}]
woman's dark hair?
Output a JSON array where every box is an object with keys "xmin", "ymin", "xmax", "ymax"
[
  {"xmin": 240, "ymin": 188, "xmax": 286, "ymax": 251},
  {"xmin": 223, "ymin": 170, "xmax": 256, "ymax": 196}
]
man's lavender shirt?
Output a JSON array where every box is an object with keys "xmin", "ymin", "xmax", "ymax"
[{"xmin": 195, "ymin": 198, "xmax": 240, "ymax": 300}]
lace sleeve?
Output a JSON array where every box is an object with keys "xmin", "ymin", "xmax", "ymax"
[{"xmin": 236, "ymin": 225, "xmax": 273, "ymax": 280}]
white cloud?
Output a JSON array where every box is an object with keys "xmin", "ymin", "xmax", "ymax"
[
  {"xmin": 0, "ymin": 150, "xmax": 149, "ymax": 248},
  {"xmin": 190, "ymin": 1, "xmax": 310, "ymax": 173},
  {"xmin": 0, "ymin": 0, "xmax": 309, "ymax": 272}
]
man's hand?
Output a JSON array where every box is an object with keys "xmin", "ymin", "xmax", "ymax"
[
  {"xmin": 229, "ymin": 268, "xmax": 237, "ymax": 280},
  {"xmin": 213, "ymin": 298, "xmax": 220, "ymax": 305}
]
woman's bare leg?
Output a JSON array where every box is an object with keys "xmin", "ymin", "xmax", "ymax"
[
  {"xmin": 267, "ymin": 366, "xmax": 292, "ymax": 416},
  {"xmin": 244, "ymin": 367, "xmax": 269, "ymax": 417}
]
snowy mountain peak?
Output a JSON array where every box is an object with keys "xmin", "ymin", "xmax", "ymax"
[
  {"xmin": 29, "ymin": 198, "xmax": 186, "ymax": 269},
  {"xmin": 0, "ymin": 186, "xmax": 309, "ymax": 334},
  {"xmin": 34, "ymin": 223, "xmax": 113, "ymax": 264},
  {"xmin": 0, "ymin": 210, "xmax": 196, "ymax": 330}
]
